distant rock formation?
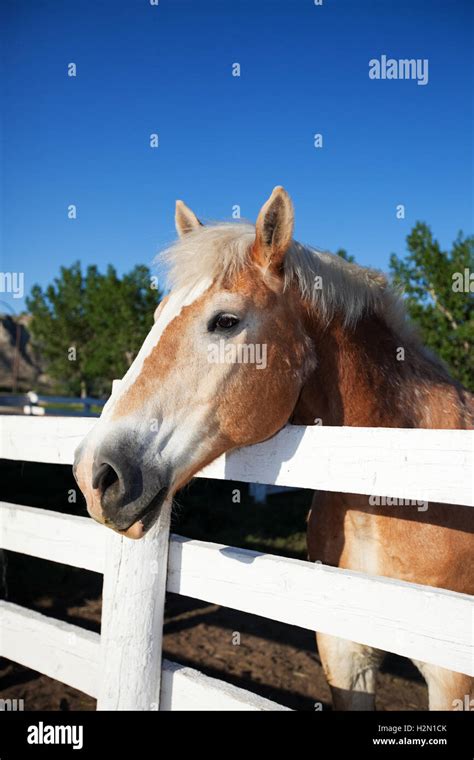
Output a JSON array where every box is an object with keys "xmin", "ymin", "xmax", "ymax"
[{"xmin": 0, "ymin": 314, "xmax": 51, "ymax": 391}]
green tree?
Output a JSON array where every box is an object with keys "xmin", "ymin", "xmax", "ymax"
[
  {"xmin": 26, "ymin": 262, "xmax": 162, "ymax": 397},
  {"xmin": 390, "ymin": 223, "xmax": 473, "ymax": 390},
  {"xmin": 336, "ymin": 248, "xmax": 355, "ymax": 263}
]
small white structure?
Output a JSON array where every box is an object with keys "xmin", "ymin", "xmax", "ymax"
[{"xmin": 0, "ymin": 413, "xmax": 472, "ymax": 710}]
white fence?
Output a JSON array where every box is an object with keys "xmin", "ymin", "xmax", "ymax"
[{"xmin": 0, "ymin": 415, "xmax": 473, "ymax": 710}]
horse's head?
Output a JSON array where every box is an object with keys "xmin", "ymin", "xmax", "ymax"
[{"xmin": 74, "ymin": 187, "xmax": 314, "ymax": 537}]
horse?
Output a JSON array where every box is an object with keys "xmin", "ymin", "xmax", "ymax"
[{"xmin": 74, "ymin": 187, "xmax": 473, "ymax": 711}]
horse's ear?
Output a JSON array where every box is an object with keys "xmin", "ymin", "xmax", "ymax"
[
  {"xmin": 175, "ymin": 200, "xmax": 203, "ymax": 237},
  {"xmin": 253, "ymin": 186, "xmax": 294, "ymax": 271}
]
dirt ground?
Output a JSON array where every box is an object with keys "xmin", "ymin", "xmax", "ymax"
[{"xmin": 0, "ymin": 592, "xmax": 428, "ymax": 711}]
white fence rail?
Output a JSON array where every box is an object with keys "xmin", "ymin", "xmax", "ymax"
[
  {"xmin": 0, "ymin": 415, "xmax": 473, "ymax": 710},
  {"xmin": 1, "ymin": 416, "xmax": 472, "ymax": 505}
]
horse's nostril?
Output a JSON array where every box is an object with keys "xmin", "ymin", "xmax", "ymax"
[
  {"xmin": 92, "ymin": 462, "xmax": 119, "ymax": 495},
  {"xmin": 91, "ymin": 444, "xmax": 145, "ymax": 525}
]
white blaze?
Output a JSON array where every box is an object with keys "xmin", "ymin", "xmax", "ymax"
[{"xmin": 101, "ymin": 278, "xmax": 212, "ymax": 418}]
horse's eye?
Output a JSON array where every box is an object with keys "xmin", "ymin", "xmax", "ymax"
[{"xmin": 210, "ymin": 313, "xmax": 240, "ymax": 331}]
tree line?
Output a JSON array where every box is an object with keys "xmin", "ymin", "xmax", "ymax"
[{"xmin": 27, "ymin": 263, "xmax": 161, "ymax": 397}]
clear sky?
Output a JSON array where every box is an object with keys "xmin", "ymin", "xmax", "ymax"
[{"xmin": 2, "ymin": 0, "xmax": 473, "ymax": 313}]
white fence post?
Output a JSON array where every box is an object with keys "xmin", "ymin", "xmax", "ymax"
[{"xmin": 97, "ymin": 499, "xmax": 172, "ymax": 710}]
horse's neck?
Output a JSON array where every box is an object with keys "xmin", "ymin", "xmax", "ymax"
[{"xmin": 292, "ymin": 312, "xmax": 473, "ymax": 429}]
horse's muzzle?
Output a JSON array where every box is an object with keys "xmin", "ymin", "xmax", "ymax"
[{"xmin": 74, "ymin": 437, "xmax": 169, "ymax": 539}]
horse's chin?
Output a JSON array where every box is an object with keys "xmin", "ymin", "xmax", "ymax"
[
  {"xmin": 120, "ymin": 521, "xmax": 148, "ymax": 539},
  {"xmin": 117, "ymin": 486, "xmax": 169, "ymax": 540}
]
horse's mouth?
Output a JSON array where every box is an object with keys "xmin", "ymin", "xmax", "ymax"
[{"xmin": 118, "ymin": 487, "xmax": 169, "ymax": 540}]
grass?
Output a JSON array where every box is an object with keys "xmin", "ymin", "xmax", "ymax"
[
  {"xmin": 39, "ymin": 403, "xmax": 104, "ymax": 415},
  {"xmin": 170, "ymin": 477, "xmax": 311, "ymax": 559}
]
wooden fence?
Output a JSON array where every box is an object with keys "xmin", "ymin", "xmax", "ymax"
[{"xmin": 0, "ymin": 414, "xmax": 472, "ymax": 710}]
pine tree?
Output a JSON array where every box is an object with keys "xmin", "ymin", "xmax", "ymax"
[
  {"xmin": 26, "ymin": 262, "xmax": 162, "ymax": 396},
  {"xmin": 390, "ymin": 223, "xmax": 473, "ymax": 391}
]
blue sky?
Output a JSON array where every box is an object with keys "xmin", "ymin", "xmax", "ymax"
[{"xmin": 2, "ymin": 0, "xmax": 473, "ymax": 313}]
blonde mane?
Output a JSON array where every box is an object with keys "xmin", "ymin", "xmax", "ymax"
[{"xmin": 161, "ymin": 222, "xmax": 406, "ymax": 330}]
